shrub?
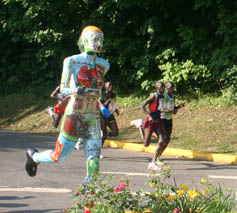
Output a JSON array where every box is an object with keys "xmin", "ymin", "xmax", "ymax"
[{"xmin": 65, "ymin": 166, "xmax": 236, "ymax": 213}]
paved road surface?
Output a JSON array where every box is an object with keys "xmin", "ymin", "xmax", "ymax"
[{"xmin": 0, "ymin": 130, "xmax": 237, "ymax": 212}]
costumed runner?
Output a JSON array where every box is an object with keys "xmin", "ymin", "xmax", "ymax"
[{"xmin": 25, "ymin": 26, "xmax": 110, "ymax": 184}]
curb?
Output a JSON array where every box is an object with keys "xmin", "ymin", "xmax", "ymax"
[{"xmin": 104, "ymin": 140, "xmax": 237, "ymax": 165}]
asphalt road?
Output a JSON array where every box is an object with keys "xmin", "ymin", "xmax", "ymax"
[{"xmin": 0, "ymin": 130, "xmax": 237, "ymax": 213}]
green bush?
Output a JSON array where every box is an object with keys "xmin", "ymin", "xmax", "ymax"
[
  {"xmin": 221, "ymin": 65, "xmax": 237, "ymax": 104},
  {"xmin": 1, "ymin": 0, "xmax": 236, "ymax": 101}
]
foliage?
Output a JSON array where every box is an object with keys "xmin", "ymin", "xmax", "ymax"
[
  {"xmin": 65, "ymin": 167, "xmax": 236, "ymax": 213},
  {"xmin": 0, "ymin": 0, "xmax": 237, "ymax": 103},
  {"xmin": 221, "ymin": 65, "xmax": 237, "ymax": 104},
  {"xmin": 154, "ymin": 49, "xmax": 211, "ymax": 94},
  {"xmin": 116, "ymin": 95, "xmax": 146, "ymax": 108}
]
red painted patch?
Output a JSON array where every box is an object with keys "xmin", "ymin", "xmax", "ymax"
[
  {"xmin": 50, "ymin": 139, "xmax": 63, "ymax": 162},
  {"xmin": 63, "ymin": 116, "xmax": 78, "ymax": 136}
]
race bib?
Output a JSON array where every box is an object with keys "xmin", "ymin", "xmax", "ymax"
[{"xmin": 158, "ymin": 98, "xmax": 165, "ymax": 111}]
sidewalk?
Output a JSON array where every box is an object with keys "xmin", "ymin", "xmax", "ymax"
[{"xmin": 104, "ymin": 140, "xmax": 237, "ymax": 165}]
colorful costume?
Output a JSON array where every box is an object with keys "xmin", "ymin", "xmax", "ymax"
[{"xmin": 25, "ymin": 26, "xmax": 110, "ymax": 183}]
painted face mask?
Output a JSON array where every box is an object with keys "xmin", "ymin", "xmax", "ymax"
[{"xmin": 78, "ymin": 26, "xmax": 104, "ymax": 53}]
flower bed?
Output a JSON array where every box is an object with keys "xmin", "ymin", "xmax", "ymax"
[{"xmin": 65, "ymin": 167, "xmax": 236, "ymax": 213}]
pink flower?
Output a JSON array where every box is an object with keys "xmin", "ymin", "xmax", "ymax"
[
  {"xmin": 114, "ymin": 182, "xmax": 127, "ymax": 193},
  {"xmin": 118, "ymin": 182, "xmax": 126, "ymax": 190},
  {"xmin": 172, "ymin": 208, "xmax": 178, "ymax": 213},
  {"xmin": 74, "ymin": 191, "xmax": 79, "ymax": 196},
  {"xmin": 172, "ymin": 208, "xmax": 183, "ymax": 213},
  {"xmin": 114, "ymin": 187, "xmax": 119, "ymax": 193},
  {"xmin": 84, "ymin": 210, "xmax": 91, "ymax": 213}
]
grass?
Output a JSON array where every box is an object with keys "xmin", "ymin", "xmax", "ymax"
[{"xmin": 0, "ymin": 93, "xmax": 237, "ymax": 154}]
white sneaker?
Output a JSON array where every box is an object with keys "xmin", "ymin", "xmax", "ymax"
[
  {"xmin": 147, "ymin": 162, "xmax": 161, "ymax": 172},
  {"xmin": 74, "ymin": 138, "xmax": 82, "ymax": 150},
  {"xmin": 45, "ymin": 107, "xmax": 54, "ymax": 116},
  {"xmin": 130, "ymin": 119, "xmax": 143, "ymax": 128}
]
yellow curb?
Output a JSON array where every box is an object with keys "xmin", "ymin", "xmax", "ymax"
[
  {"xmin": 104, "ymin": 140, "xmax": 237, "ymax": 165},
  {"xmin": 144, "ymin": 145, "xmax": 156, "ymax": 154}
]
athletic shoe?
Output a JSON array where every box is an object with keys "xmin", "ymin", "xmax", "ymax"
[
  {"xmin": 25, "ymin": 148, "xmax": 39, "ymax": 177},
  {"xmin": 45, "ymin": 108, "xmax": 55, "ymax": 123},
  {"xmin": 147, "ymin": 162, "xmax": 161, "ymax": 172},
  {"xmin": 45, "ymin": 107, "xmax": 54, "ymax": 116},
  {"xmin": 130, "ymin": 119, "xmax": 143, "ymax": 128},
  {"xmin": 74, "ymin": 142, "xmax": 80, "ymax": 150},
  {"xmin": 74, "ymin": 138, "xmax": 82, "ymax": 150}
]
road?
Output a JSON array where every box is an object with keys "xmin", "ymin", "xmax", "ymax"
[{"xmin": 0, "ymin": 130, "xmax": 237, "ymax": 212}]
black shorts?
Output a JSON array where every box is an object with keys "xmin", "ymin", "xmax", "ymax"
[
  {"xmin": 101, "ymin": 113, "xmax": 116, "ymax": 124},
  {"xmin": 162, "ymin": 119, "xmax": 172, "ymax": 132}
]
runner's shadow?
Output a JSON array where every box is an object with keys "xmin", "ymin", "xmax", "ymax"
[
  {"xmin": 0, "ymin": 196, "xmax": 33, "ymax": 200},
  {"xmin": 0, "ymin": 195, "xmax": 33, "ymax": 208},
  {"xmin": 4, "ymin": 209, "xmax": 63, "ymax": 213},
  {"xmin": 0, "ymin": 203, "xmax": 27, "ymax": 208},
  {"xmin": 0, "ymin": 196, "xmax": 63, "ymax": 212}
]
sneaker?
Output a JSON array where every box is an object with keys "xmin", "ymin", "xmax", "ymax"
[
  {"xmin": 100, "ymin": 154, "xmax": 104, "ymax": 159},
  {"xmin": 45, "ymin": 108, "xmax": 56, "ymax": 123},
  {"xmin": 156, "ymin": 158, "xmax": 165, "ymax": 166},
  {"xmin": 130, "ymin": 119, "xmax": 143, "ymax": 128},
  {"xmin": 25, "ymin": 148, "xmax": 39, "ymax": 177},
  {"xmin": 147, "ymin": 162, "xmax": 161, "ymax": 172},
  {"xmin": 74, "ymin": 138, "xmax": 82, "ymax": 150},
  {"xmin": 45, "ymin": 107, "xmax": 54, "ymax": 116}
]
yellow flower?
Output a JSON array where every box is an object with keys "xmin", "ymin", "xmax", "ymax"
[
  {"xmin": 149, "ymin": 182, "xmax": 155, "ymax": 187},
  {"xmin": 176, "ymin": 189, "xmax": 184, "ymax": 196},
  {"xmin": 201, "ymin": 189, "xmax": 207, "ymax": 195},
  {"xmin": 167, "ymin": 193, "xmax": 175, "ymax": 201},
  {"xmin": 195, "ymin": 207, "xmax": 203, "ymax": 213},
  {"xmin": 200, "ymin": 178, "xmax": 207, "ymax": 184},
  {"xmin": 180, "ymin": 183, "xmax": 188, "ymax": 191},
  {"xmin": 188, "ymin": 189, "xmax": 200, "ymax": 199}
]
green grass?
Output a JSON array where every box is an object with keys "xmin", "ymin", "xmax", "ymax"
[{"xmin": 0, "ymin": 93, "xmax": 237, "ymax": 154}]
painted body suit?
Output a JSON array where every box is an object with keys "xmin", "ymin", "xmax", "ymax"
[{"xmin": 31, "ymin": 26, "xmax": 110, "ymax": 183}]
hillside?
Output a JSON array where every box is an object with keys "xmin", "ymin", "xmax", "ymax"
[{"xmin": 0, "ymin": 94, "xmax": 236, "ymax": 154}]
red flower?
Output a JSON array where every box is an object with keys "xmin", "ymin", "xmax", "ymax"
[{"xmin": 114, "ymin": 182, "xmax": 127, "ymax": 193}]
